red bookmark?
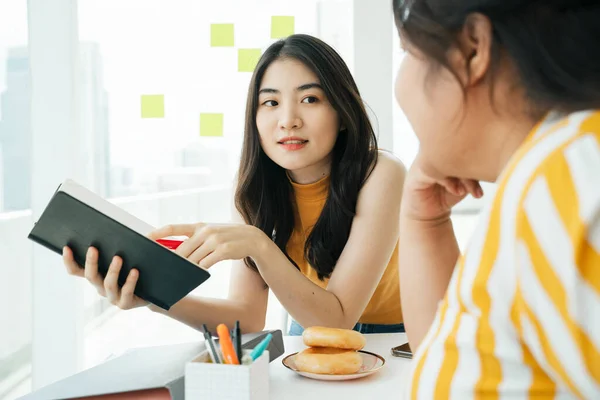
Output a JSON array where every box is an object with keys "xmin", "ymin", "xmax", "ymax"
[{"xmin": 156, "ymin": 239, "xmax": 184, "ymax": 250}]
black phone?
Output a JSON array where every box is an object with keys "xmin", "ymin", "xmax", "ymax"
[{"xmin": 391, "ymin": 342, "xmax": 412, "ymax": 359}]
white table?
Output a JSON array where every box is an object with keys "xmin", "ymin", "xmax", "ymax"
[
  {"xmin": 269, "ymin": 333, "xmax": 412, "ymax": 399},
  {"xmin": 22, "ymin": 333, "xmax": 411, "ymax": 400}
]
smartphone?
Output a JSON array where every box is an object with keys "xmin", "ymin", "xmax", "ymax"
[{"xmin": 391, "ymin": 342, "xmax": 412, "ymax": 359}]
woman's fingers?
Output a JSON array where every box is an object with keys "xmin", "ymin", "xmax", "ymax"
[
  {"xmin": 175, "ymin": 225, "xmax": 213, "ymax": 258},
  {"xmin": 148, "ymin": 223, "xmax": 198, "ymax": 241},
  {"xmin": 64, "ymin": 246, "xmax": 146, "ymax": 309},
  {"xmin": 198, "ymin": 250, "xmax": 224, "ymax": 270},
  {"xmin": 438, "ymin": 178, "xmax": 483, "ymax": 199},
  {"xmin": 188, "ymin": 241, "xmax": 215, "ymax": 265},
  {"xmin": 439, "ymin": 178, "xmax": 464, "ymax": 197},
  {"xmin": 103, "ymin": 256, "xmax": 123, "ymax": 305},
  {"xmin": 119, "ymin": 269, "xmax": 141, "ymax": 309},
  {"xmin": 459, "ymin": 179, "xmax": 483, "ymax": 198},
  {"xmin": 62, "ymin": 246, "xmax": 84, "ymax": 277},
  {"xmin": 84, "ymin": 247, "xmax": 105, "ymax": 292},
  {"xmin": 175, "ymin": 236, "xmax": 203, "ymax": 259}
]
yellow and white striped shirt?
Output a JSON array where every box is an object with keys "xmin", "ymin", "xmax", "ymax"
[{"xmin": 406, "ymin": 110, "xmax": 600, "ymax": 399}]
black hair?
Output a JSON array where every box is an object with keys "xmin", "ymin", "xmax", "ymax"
[
  {"xmin": 235, "ymin": 34, "xmax": 378, "ymax": 280},
  {"xmin": 393, "ymin": 0, "xmax": 600, "ymax": 113}
]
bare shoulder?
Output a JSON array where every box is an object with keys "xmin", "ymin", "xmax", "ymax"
[
  {"xmin": 358, "ymin": 150, "xmax": 407, "ymax": 205},
  {"xmin": 365, "ymin": 150, "xmax": 407, "ymax": 187}
]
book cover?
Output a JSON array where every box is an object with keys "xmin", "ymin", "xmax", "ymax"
[{"xmin": 27, "ymin": 179, "xmax": 211, "ymax": 310}]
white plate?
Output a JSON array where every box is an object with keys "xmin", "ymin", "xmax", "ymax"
[{"xmin": 282, "ymin": 350, "xmax": 385, "ymax": 381}]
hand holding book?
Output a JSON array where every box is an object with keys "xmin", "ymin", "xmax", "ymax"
[
  {"xmin": 29, "ymin": 179, "xmax": 210, "ymax": 310},
  {"xmin": 63, "ymin": 245, "xmax": 150, "ymax": 309}
]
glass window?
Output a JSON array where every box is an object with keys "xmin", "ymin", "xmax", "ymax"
[
  {"xmin": 0, "ymin": 3, "xmax": 30, "ymax": 213},
  {"xmin": 78, "ymin": 0, "xmax": 328, "ymax": 199},
  {"xmin": 0, "ymin": 2, "xmax": 32, "ymax": 399}
]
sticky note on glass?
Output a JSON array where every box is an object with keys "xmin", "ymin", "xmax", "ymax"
[
  {"xmin": 238, "ymin": 49, "xmax": 261, "ymax": 72},
  {"xmin": 271, "ymin": 16, "xmax": 295, "ymax": 38},
  {"xmin": 200, "ymin": 113, "xmax": 224, "ymax": 137},
  {"xmin": 211, "ymin": 24, "xmax": 234, "ymax": 47},
  {"xmin": 141, "ymin": 95, "xmax": 165, "ymax": 118}
]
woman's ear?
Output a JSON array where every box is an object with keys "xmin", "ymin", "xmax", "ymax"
[
  {"xmin": 337, "ymin": 116, "xmax": 346, "ymax": 132},
  {"xmin": 459, "ymin": 12, "xmax": 493, "ymax": 86}
]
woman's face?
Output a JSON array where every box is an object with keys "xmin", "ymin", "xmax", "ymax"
[
  {"xmin": 395, "ymin": 46, "xmax": 479, "ymax": 179},
  {"xmin": 394, "ymin": 13, "xmax": 532, "ymax": 183},
  {"xmin": 393, "ymin": 17, "xmax": 522, "ymax": 183},
  {"xmin": 256, "ymin": 58, "xmax": 340, "ymax": 183}
]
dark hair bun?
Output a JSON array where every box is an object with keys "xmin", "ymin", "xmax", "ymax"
[{"xmin": 394, "ymin": 0, "xmax": 600, "ymax": 112}]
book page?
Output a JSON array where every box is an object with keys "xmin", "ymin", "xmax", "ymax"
[{"xmin": 59, "ymin": 179, "xmax": 156, "ymax": 236}]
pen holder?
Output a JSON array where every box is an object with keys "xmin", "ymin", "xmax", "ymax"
[{"xmin": 185, "ymin": 349, "xmax": 270, "ymax": 400}]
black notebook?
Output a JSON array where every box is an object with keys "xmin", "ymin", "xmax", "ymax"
[{"xmin": 28, "ymin": 179, "xmax": 211, "ymax": 310}]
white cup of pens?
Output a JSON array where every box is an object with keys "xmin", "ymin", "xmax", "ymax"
[{"xmin": 185, "ymin": 320, "xmax": 271, "ymax": 400}]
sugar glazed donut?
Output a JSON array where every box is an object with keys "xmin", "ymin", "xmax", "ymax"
[
  {"xmin": 302, "ymin": 326, "xmax": 366, "ymax": 351},
  {"xmin": 294, "ymin": 347, "xmax": 363, "ymax": 375}
]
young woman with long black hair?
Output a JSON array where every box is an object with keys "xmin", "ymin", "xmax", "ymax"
[{"xmin": 63, "ymin": 34, "xmax": 407, "ymax": 336}]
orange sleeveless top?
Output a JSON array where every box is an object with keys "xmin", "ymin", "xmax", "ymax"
[{"xmin": 286, "ymin": 175, "xmax": 403, "ymax": 324}]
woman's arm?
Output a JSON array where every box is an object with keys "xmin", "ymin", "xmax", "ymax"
[
  {"xmin": 148, "ymin": 258, "xmax": 268, "ymax": 334},
  {"xmin": 148, "ymin": 197, "xmax": 269, "ymax": 334},
  {"xmin": 398, "ymin": 216, "xmax": 459, "ymax": 348},
  {"xmin": 396, "ymin": 154, "xmax": 482, "ymax": 350},
  {"xmin": 251, "ymin": 152, "xmax": 406, "ymax": 329},
  {"xmin": 61, "ymin": 181, "xmax": 271, "ymax": 334},
  {"xmin": 149, "ymin": 153, "xmax": 406, "ymax": 330}
]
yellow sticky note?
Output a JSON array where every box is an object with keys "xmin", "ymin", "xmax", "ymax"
[
  {"xmin": 211, "ymin": 24, "xmax": 234, "ymax": 47},
  {"xmin": 238, "ymin": 49, "xmax": 262, "ymax": 72},
  {"xmin": 141, "ymin": 95, "xmax": 165, "ymax": 118},
  {"xmin": 200, "ymin": 113, "xmax": 224, "ymax": 137},
  {"xmin": 271, "ymin": 16, "xmax": 295, "ymax": 38}
]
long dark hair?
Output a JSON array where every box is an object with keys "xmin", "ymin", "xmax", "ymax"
[
  {"xmin": 393, "ymin": 0, "xmax": 600, "ymax": 114},
  {"xmin": 235, "ymin": 34, "xmax": 378, "ymax": 280}
]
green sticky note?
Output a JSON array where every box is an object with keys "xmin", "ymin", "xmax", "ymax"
[
  {"xmin": 238, "ymin": 49, "xmax": 262, "ymax": 72},
  {"xmin": 141, "ymin": 95, "xmax": 165, "ymax": 118},
  {"xmin": 200, "ymin": 113, "xmax": 224, "ymax": 137},
  {"xmin": 271, "ymin": 16, "xmax": 294, "ymax": 38},
  {"xmin": 211, "ymin": 24, "xmax": 234, "ymax": 47}
]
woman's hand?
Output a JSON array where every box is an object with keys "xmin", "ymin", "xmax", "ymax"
[
  {"xmin": 149, "ymin": 223, "xmax": 270, "ymax": 269},
  {"xmin": 401, "ymin": 153, "xmax": 484, "ymax": 222},
  {"xmin": 62, "ymin": 246, "xmax": 149, "ymax": 310},
  {"xmin": 399, "ymin": 153, "xmax": 484, "ymax": 350}
]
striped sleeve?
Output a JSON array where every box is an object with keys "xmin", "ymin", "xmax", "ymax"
[{"xmin": 514, "ymin": 133, "xmax": 600, "ymax": 398}]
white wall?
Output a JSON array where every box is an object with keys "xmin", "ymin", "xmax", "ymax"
[{"xmin": 353, "ymin": 0, "xmax": 394, "ymax": 151}]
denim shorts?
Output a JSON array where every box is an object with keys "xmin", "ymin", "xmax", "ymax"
[{"xmin": 288, "ymin": 320, "xmax": 405, "ymax": 336}]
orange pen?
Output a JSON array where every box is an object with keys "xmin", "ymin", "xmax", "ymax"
[{"xmin": 216, "ymin": 324, "xmax": 240, "ymax": 365}]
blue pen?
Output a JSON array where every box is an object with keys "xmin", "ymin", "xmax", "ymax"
[{"xmin": 249, "ymin": 333, "xmax": 272, "ymax": 361}]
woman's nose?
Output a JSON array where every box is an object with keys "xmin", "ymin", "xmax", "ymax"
[{"xmin": 279, "ymin": 106, "xmax": 303, "ymax": 131}]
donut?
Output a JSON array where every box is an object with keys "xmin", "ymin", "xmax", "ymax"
[
  {"xmin": 302, "ymin": 326, "xmax": 366, "ymax": 351},
  {"xmin": 295, "ymin": 347, "xmax": 363, "ymax": 375}
]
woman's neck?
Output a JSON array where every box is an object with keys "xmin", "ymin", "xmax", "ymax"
[
  {"xmin": 462, "ymin": 105, "xmax": 543, "ymax": 182},
  {"xmin": 486, "ymin": 112, "xmax": 542, "ymax": 181},
  {"xmin": 287, "ymin": 156, "xmax": 332, "ymax": 184}
]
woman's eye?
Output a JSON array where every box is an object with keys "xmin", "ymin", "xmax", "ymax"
[
  {"xmin": 302, "ymin": 96, "xmax": 318, "ymax": 104},
  {"xmin": 263, "ymin": 100, "xmax": 278, "ymax": 107}
]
